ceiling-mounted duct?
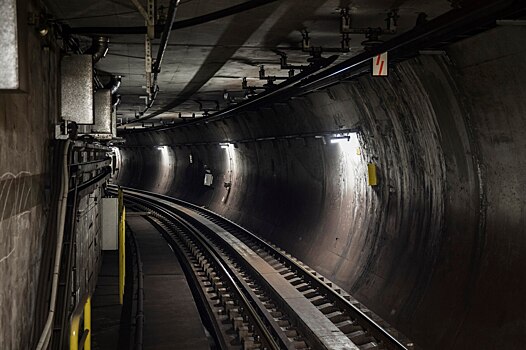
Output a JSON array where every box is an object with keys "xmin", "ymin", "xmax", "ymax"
[
  {"xmin": 86, "ymin": 36, "xmax": 109, "ymax": 63},
  {"xmin": 105, "ymin": 75, "xmax": 121, "ymax": 95}
]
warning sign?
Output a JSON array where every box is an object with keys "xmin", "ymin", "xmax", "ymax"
[{"xmin": 372, "ymin": 52, "xmax": 388, "ymax": 77}]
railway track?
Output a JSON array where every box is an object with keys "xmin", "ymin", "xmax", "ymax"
[{"xmin": 110, "ymin": 185, "xmax": 413, "ymax": 350}]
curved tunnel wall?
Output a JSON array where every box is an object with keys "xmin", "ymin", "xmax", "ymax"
[{"xmin": 117, "ymin": 26, "xmax": 526, "ymax": 349}]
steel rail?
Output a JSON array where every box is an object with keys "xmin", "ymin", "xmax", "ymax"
[
  {"xmin": 110, "ymin": 185, "xmax": 409, "ymax": 349},
  {"xmin": 115, "ymin": 190, "xmax": 284, "ymax": 350},
  {"xmin": 148, "ymin": 212, "xmax": 298, "ymax": 349},
  {"xmin": 140, "ymin": 197, "xmax": 283, "ymax": 350},
  {"xmin": 143, "ymin": 216, "xmax": 229, "ymax": 350}
]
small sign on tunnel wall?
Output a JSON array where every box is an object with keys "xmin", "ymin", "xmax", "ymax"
[
  {"xmin": 204, "ymin": 170, "xmax": 213, "ymax": 187},
  {"xmin": 368, "ymin": 163, "xmax": 378, "ymax": 186},
  {"xmin": 372, "ymin": 52, "xmax": 388, "ymax": 77}
]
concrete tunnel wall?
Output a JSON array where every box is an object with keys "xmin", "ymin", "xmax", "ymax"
[
  {"xmin": 116, "ymin": 26, "xmax": 526, "ymax": 349},
  {"xmin": 0, "ymin": 0, "xmax": 61, "ymax": 347}
]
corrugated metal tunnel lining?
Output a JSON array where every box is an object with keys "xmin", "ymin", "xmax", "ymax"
[{"xmin": 116, "ymin": 25, "xmax": 526, "ymax": 349}]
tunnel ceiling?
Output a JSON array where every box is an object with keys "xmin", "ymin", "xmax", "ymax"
[{"xmin": 45, "ymin": 0, "xmax": 450, "ymax": 129}]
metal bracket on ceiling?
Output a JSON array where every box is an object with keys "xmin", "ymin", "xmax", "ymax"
[
  {"xmin": 159, "ymin": 118, "xmax": 177, "ymax": 125},
  {"xmin": 129, "ymin": 0, "xmax": 153, "ymax": 29},
  {"xmin": 146, "ymin": 0, "xmax": 155, "ymax": 40},
  {"xmin": 145, "ymin": 38, "xmax": 152, "ymax": 97},
  {"xmin": 178, "ymin": 112, "xmax": 197, "ymax": 119},
  {"xmin": 300, "ymin": 29, "xmax": 349, "ymax": 57},
  {"xmin": 55, "ymin": 120, "xmax": 74, "ymax": 140},
  {"xmin": 242, "ymin": 77, "xmax": 267, "ymax": 97},
  {"xmin": 339, "ymin": 7, "xmax": 399, "ymax": 51},
  {"xmin": 195, "ymin": 100, "xmax": 220, "ymax": 113},
  {"xmin": 258, "ymin": 65, "xmax": 290, "ymax": 85},
  {"xmin": 143, "ymin": 0, "xmax": 155, "ymax": 102},
  {"xmin": 139, "ymin": 95, "xmax": 149, "ymax": 105},
  {"xmin": 273, "ymin": 50, "xmax": 310, "ymax": 76},
  {"xmin": 340, "ymin": 7, "xmax": 398, "ymax": 35}
]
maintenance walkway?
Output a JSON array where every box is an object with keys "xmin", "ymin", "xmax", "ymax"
[{"xmin": 91, "ymin": 214, "xmax": 210, "ymax": 350}]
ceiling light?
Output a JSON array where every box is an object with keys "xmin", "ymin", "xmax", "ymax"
[{"xmin": 330, "ymin": 136, "xmax": 350, "ymax": 144}]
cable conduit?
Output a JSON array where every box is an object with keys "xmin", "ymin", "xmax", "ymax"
[
  {"xmin": 121, "ymin": 0, "xmax": 525, "ymax": 132},
  {"xmin": 67, "ymin": 0, "xmax": 279, "ymax": 35},
  {"xmin": 35, "ymin": 139, "xmax": 71, "ymax": 350}
]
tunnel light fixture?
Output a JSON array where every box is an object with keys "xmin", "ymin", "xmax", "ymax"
[
  {"xmin": 331, "ymin": 132, "xmax": 362, "ymax": 165},
  {"xmin": 157, "ymin": 146, "xmax": 166, "ymax": 150},
  {"xmin": 219, "ymin": 142, "xmax": 233, "ymax": 149},
  {"xmin": 330, "ymin": 135, "xmax": 351, "ymax": 144},
  {"xmin": 314, "ymin": 135, "xmax": 327, "ymax": 145}
]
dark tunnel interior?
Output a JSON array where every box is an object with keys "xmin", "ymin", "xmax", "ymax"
[
  {"xmin": 1, "ymin": 0, "xmax": 526, "ymax": 349},
  {"xmin": 115, "ymin": 26, "xmax": 526, "ymax": 349}
]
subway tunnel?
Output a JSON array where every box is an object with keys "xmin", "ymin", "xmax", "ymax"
[{"xmin": 0, "ymin": 0, "xmax": 525, "ymax": 349}]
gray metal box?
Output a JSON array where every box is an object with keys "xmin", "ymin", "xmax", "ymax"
[
  {"xmin": 101, "ymin": 198, "xmax": 118, "ymax": 250},
  {"xmin": 92, "ymin": 89, "xmax": 113, "ymax": 136},
  {"xmin": 61, "ymin": 55, "xmax": 93, "ymax": 124},
  {"xmin": 0, "ymin": 0, "xmax": 25, "ymax": 90}
]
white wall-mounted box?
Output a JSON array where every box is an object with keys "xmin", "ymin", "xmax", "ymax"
[{"xmin": 101, "ymin": 198, "xmax": 118, "ymax": 250}]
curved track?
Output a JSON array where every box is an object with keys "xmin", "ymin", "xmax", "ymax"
[{"xmin": 110, "ymin": 185, "xmax": 412, "ymax": 350}]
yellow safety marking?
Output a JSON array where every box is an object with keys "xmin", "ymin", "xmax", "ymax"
[
  {"xmin": 70, "ymin": 295, "xmax": 91, "ymax": 350},
  {"xmin": 368, "ymin": 163, "xmax": 378, "ymax": 186},
  {"xmin": 84, "ymin": 296, "xmax": 91, "ymax": 350},
  {"xmin": 119, "ymin": 206, "xmax": 126, "ymax": 305}
]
